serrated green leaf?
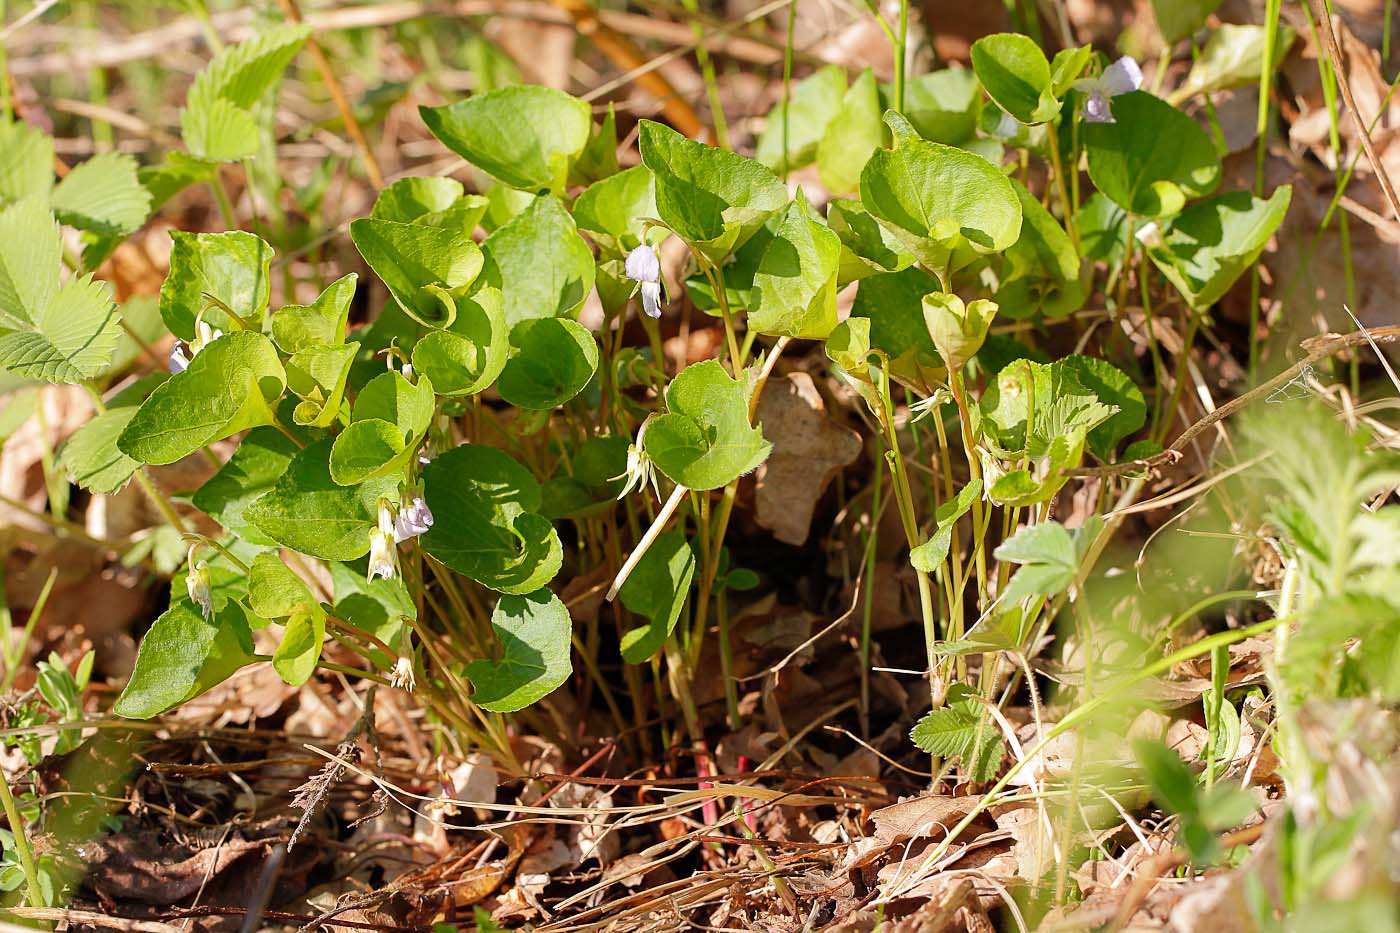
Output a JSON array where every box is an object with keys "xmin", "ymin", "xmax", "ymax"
[
  {"xmin": 420, "ymin": 86, "xmax": 592, "ymax": 193},
  {"xmin": 1085, "ymin": 91, "xmax": 1220, "ymax": 218},
  {"xmin": 497, "ymin": 318, "xmax": 598, "ymax": 410},
  {"xmin": 618, "ymin": 531, "xmax": 696, "ymax": 663},
  {"xmin": 272, "ymin": 273, "xmax": 356, "ymax": 352},
  {"xmin": 467, "ymin": 589, "xmax": 572, "ymax": 712},
  {"xmin": 995, "ymin": 520, "xmax": 1077, "ymax": 603},
  {"xmin": 350, "ymin": 217, "xmax": 483, "ymax": 328},
  {"xmin": 0, "ymin": 119, "xmax": 53, "ymax": 204},
  {"xmin": 0, "ymin": 197, "xmax": 121, "ymax": 383},
  {"xmin": 910, "ymin": 684, "xmax": 1004, "ymax": 781},
  {"xmin": 57, "ymin": 406, "xmax": 142, "ymax": 494},
  {"xmin": 860, "ymin": 112, "xmax": 1022, "ymax": 273},
  {"xmin": 118, "ymin": 331, "xmax": 285, "ymax": 464},
  {"xmin": 113, "ymin": 599, "xmax": 257, "ymax": 719},
  {"xmin": 248, "ymin": 552, "xmax": 326, "ymax": 686},
  {"xmin": 639, "ymin": 119, "xmax": 787, "ymax": 263},
  {"xmin": 50, "ymin": 152, "xmax": 151, "ymax": 237},
  {"xmin": 182, "ymin": 24, "xmax": 310, "ymax": 161},
  {"xmin": 420, "ymin": 444, "xmax": 563, "ymax": 594},
  {"xmin": 247, "ymin": 438, "xmax": 399, "ymax": 560},
  {"xmin": 481, "ymin": 194, "xmax": 595, "ymax": 330},
  {"xmin": 645, "ymin": 360, "xmax": 772, "ymax": 491},
  {"xmin": 749, "ymin": 190, "xmax": 841, "ymax": 340},
  {"xmin": 1056, "ymin": 356, "xmax": 1145, "ymax": 460}
]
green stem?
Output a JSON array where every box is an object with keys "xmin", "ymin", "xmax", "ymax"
[
  {"xmin": 0, "ymin": 765, "xmax": 44, "ymax": 910},
  {"xmin": 893, "ymin": 0, "xmax": 909, "ymax": 114},
  {"xmin": 678, "ymin": 0, "xmax": 730, "ymax": 148}
]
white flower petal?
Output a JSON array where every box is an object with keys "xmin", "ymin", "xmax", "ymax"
[
  {"xmin": 169, "ymin": 346, "xmax": 190, "ymax": 374},
  {"xmin": 1101, "ymin": 56, "xmax": 1143, "ymax": 97},
  {"xmin": 1135, "ymin": 221, "xmax": 1164, "ymax": 248},
  {"xmin": 640, "ymin": 281, "xmax": 663, "ymax": 319},
  {"xmin": 625, "ymin": 244, "xmax": 661, "ymax": 284}
]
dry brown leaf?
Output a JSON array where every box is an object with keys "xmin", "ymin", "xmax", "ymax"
[{"xmin": 755, "ymin": 372, "xmax": 862, "ymax": 546}]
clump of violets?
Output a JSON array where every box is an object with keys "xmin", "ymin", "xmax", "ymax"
[
  {"xmin": 625, "ymin": 244, "xmax": 664, "ymax": 319},
  {"xmin": 1074, "ymin": 56, "xmax": 1142, "ymax": 123}
]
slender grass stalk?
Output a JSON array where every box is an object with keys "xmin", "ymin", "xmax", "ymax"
[
  {"xmin": 677, "ymin": 0, "xmax": 730, "ymax": 148},
  {"xmin": 780, "ymin": 0, "xmax": 796, "ymax": 182},
  {"xmin": 893, "ymin": 0, "xmax": 909, "ymax": 114},
  {"xmin": 0, "ymin": 570, "xmax": 56, "ymax": 696},
  {"xmin": 0, "ymin": 769, "xmax": 43, "ymax": 912},
  {"xmin": 1248, "ymin": 0, "xmax": 1284, "ymax": 376},
  {"xmin": 859, "ymin": 461, "xmax": 883, "ymax": 738}
]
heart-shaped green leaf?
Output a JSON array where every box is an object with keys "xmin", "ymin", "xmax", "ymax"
[
  {"xmin": 160, "ymin": 230, "xmax": 274, "ymax": 341},
  {"xmin": 818, "ymin": 69, "xmax": 885, "ymax": 196},
  {"xmin": 411, "ymin": 285, "xmax": 508, "ymax": 396},
  {"xmin": 902, "ymin": 69, "xmax": 982, "ymax": 144},
  {"xmin": 419, "ymin": 86, "xmax": 592, "ymax": 193},
  {"xmin": 573, "ymin": 165, "xmax": 660, "ymax": 256},
  {"xmin": 497, "ymin": 318, "xmax": 599, "ymax": 410},
  {"xmin": 756, "ymin": 65, "xmax": 846, "ymax": 173},
  {"xmin": 828, "ymin": 199, "xmax": 915, "ymax": 285},
  {"xmin": 118, "ymin": 332, "xmax": 286, "ymax": 465},
  {"xmin": 1085, "ymin": 91, "xmax": 1221, "ymax": 217},
  {"xmin": 0, "ymin": 197, "xmax": 121, "ymax": 383},
  {"xmin": 639, "ymin": 120, "xmax": 787, "ymax": 263},
  {"xmin": 467, "ymin": 589, "xmax": 572, "ymax": 712},
  {"xmin": 286, "ymin": 341, "xmax": 359, "ymax": 427},
  {"xmin": 248, "ymin": 552, "xmax": 326, "ymax": 686},
  {"xmin": 350, "ymin": 217, "xmax": 483, "ymax": 328},
  {"xmin": 272, "ymin": 273, "xmax": 356, "ymax": 353},
  {"xmin": 1147, "ymin": 187, "xmax": 1292, "ymax": 311},
  {"xmin": 971, "ymin": 33, "xmax": 1061, "ymax": 125},
  {"xmin": 850, "ymin": 266, "xmax": 944, "ymax": 387},
  {"xmin": 645, "ymin": 359, "xmax": 772, "ymax": 491},
  {"xmin": 749, "ymin": 190, "xmax": 841, "ymax": 339},
  {"xmin": 420, "ymin": 444, "xmax": 563, "ymax": 594},
  {"xmin": 618, "ymin": 531, "xmax": 697, "ymax": 663},
  {"xmin": 481, "ymin": 194, "xmax": 595, "ymax": 329},
  {"xmin": 192, "ymin": 426, "xmax": 299, "ymax": 545},
  {"xmin": 329, "ymin": 370, "xmax": 435, "ymax": 485},
  {"xmin": 247, "ymin": 438, "xmax": 399, "ymax": 560},
  {"xmin": 113, "ymin": 599, "xmax": 258, "ymax": 719},
  {"xmin": 860, "ymin": 112, "xmax": 1022, "ymax": 274},
  {"xmin": 1175, "ymin": 24, "xmax": 1294, "ymax": 101},
  {"xmin": 371, "ymin": 176, "xmax": 462, "ymax": 222}
]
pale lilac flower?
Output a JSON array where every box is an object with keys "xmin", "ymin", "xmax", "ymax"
[
  {"xmin": 186, "ymin": 546, "xmax": 213, "ymax": 618},
  {"xmin": 367, "ymin": 502, "xmax": 398, "ymax": 582},
  {"xmin": 169, "ymin": 344, "xmax": 191, "ymax": 374},
  {"xmin": 995, "ymin": 111, "xmax": 1022, "ymax": 138},
  {"xmin": 625, "ymin": 244, "xmax": 663, "ymax": 319},
  {"xmin": 394, "ymin": 495, "xmax": 433, "ymax": 543},
  {"xmin": 1075, "ymin": 56, "xmax": 1142, "ymax": 124}
]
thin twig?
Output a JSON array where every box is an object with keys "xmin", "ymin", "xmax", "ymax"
[{"xmin": 1068, "ymin": 325, "xmax": 1400, "ymax": 478}]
